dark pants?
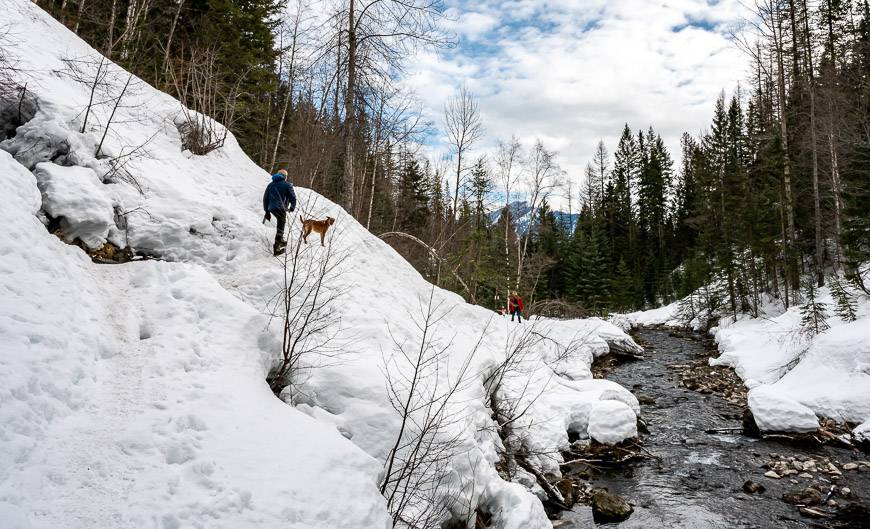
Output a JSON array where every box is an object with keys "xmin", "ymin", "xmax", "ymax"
[
  {"xmin": 271, "ymin": 208, "xmax": 286, "ymax": 249},
  {"xmin": 511, "ymin": 309, "xmax": 522, "ymax": 323}
]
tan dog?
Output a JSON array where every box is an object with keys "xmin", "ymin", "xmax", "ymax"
[{"xmin": 300, "ymin": 216, "xmax": 335, "ymax": 246}]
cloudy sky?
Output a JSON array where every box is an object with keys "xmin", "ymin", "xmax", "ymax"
[{"xmin": 404, "ymin": 0, "xmax": 753, "ymax": 204}]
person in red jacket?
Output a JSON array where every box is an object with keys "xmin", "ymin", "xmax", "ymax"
[{"xmin": 508, "ymin": 291, "xmax": 524, "ymax": 323}]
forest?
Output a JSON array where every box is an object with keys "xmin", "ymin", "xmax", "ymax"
[{"xmin": 37, "ymin": 0, "xmax": 870, "ymax": 319}]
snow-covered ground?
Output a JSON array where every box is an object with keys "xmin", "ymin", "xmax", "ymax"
[
  {"xmin": 617, "ymin": 288, "xmax": 870, "ymax": 441},
  {"xmin": 0, "ymin": 2, "xmax": 644, "ymax": 527}
]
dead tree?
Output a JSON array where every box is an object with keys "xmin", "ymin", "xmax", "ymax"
[{"xmin": 379, "ymin": 231, "xmax": 474, "ymax": 302}]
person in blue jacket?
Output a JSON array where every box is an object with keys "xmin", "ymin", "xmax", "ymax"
[{"xmin": 263, "ymin": 169, "xmax": 297, "ymax": 255}]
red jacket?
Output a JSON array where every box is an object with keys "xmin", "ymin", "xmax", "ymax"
[{"xmin": 508, "ymin": 296, "xmax": 523, "ymax": 312}]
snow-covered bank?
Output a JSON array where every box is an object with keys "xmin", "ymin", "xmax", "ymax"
[
  {"xmin": 0, "ymin": 2, "xmax": 643, "ymax": 527},
  {"xmin": 711, "ymin": 290, "xmax": 870, "ymax": 437},
  {"xmin": 612, "ymin": 303, "xmax": 681, "ymax": 331},
  {"xmin": 617, "ymin": 289, "xmax": 870, "ymax": 440}
]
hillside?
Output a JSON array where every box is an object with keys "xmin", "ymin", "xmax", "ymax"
[{"xmin": 0, "ymin": 2, "xmax": 645, "ymax": 528}]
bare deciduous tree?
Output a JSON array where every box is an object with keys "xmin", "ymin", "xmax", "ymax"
[
  {"xmin": 380, "ymin": 284, "xmax": 486, "ymax": 528},
  {"xmin": 517, "ymin": 140, "xmax": 561, "ymax": 289},
  {"xmin": 481, "ymin": 322, "xmax": 572, "ymax": 510},
  {"xmin": 333, "ymin": 0, "xmax": 451, "ymax": 213},
  {"xmin": 167, "ymin": 46, "xmax": 249, "ymax": 155},
  {"xmin": 444, "ymin": 85, "xmax": 484, "ymax": 221},
  {"xmin": 266, "ymin": 201, "xmax": 349, "ymax": 399},
  {"xmin": 494, "ymin": 136, "xmax": 522, "ymax": 298}
]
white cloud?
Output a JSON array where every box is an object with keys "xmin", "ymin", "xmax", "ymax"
[
  {"xmin": 405, "ymin": 0, "xmax": 753, "ymax": 207},
  {"xmin": 443, "ymin": 10, "xmax": 500, "ymax": 41}
]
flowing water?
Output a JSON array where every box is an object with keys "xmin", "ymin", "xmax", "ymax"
[{"xmin": 560, "ymin": 328, "xmax": 870, "ymax": 529}]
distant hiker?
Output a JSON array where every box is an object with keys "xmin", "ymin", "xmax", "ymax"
[
  {"xmin": 508, "ymin": 291, "xmax": 524, "ymax": 323},
  {"xmin": 263, "ymin": 169, "xmax": 297, "ymax": 256}
]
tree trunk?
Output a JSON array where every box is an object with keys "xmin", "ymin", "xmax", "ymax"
[
  {"xmin": 801, "ymin": 0, "xmax": 824, "ymax": 286},
  {"xmin": 366, "ymin": 153, "xmax": 380, "ymax": 230},
  {"xmin": 106, "ymin": 0, "xmax": 118, "ymax": 58},
  {"xmin": 270, "ymin": 27, "xmax": 299, "ymax": 172},
  {"xmin": 824, "ymin": 1, "xmax": 843, "ymax": 270},
  {"xmin": 453, "ymin": 149, "xmax": 462, "ymax": 221},
  {"xmin": 161, "ymin": 0, "xmax": 184, "ymax": 81},
  {"xmin": 342, "ymin": 0, "xmax": 357, "ymax": 212},
  {"xmin": 772, "ymin": 7, "xmax": 797, "ymax": 292},
  {"xmin": 74, "ymin": 0, "xmax": 85, "ymax": 33},
  {"xmin": 829, "ymin": 136, "xmax": 843, "ymax": 267}
]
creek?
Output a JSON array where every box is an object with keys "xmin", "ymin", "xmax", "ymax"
[{"xmin": 560, "ymin": 328, "xmax": 870, "ymax": 529}]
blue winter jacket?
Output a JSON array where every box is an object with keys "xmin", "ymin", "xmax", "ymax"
[{"xmin": 263, "ymin": 174, "xmax": 297, "ymax": 213}]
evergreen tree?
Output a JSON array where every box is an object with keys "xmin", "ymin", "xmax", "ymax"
[
  {"xmin": 799, "ymin": 278, "xmax": 831, "ymax": 336},
  {"xmin": 571, "ymin": 218, "xmax": 610, "ymax": 313},
  {"xmin": 469, "ymin": 158, "xmax": 493, "ymax": 231},
  {"xmin": 609, "ymin": 258, "xmax": 634, "ymax": 311},
  {"xmin": 829, "ymin": 276, "xmax": 858, "ymax": 322},
  {"xmin": 396, "ymin": 159, "xmax": 430, "ymax": 235}
]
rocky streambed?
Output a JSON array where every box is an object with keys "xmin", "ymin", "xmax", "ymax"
[{"xmin": 556, "ymin": 327, "xmax": 870, "ymax": 529}]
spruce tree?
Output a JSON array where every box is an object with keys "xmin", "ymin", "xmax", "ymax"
[
  {"xmin": 609, "ymin": 259, "xmax": 635, "ymax": 311},
  {"xmin": 829, "ymin": 276, "xmax": 858, "ymax": 322},
  {"xmin": 799, "ymin": 278, "xmax": 831, "ymax": 336}
]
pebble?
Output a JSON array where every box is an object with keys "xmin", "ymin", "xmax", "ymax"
[
  {"xmin": 764, "ymin": 471, "xmax": 781, "ymax": 479},
  {"xmin": 742, "ymin": 480, "xmax": 765, "ymax": 494},
  {"xmin": 782, "ymin": 469, "xmax": 798, "ymax": 476},
  {"xmin": 799, "ymin": 473, "xmax": 813, "ymax": 479},
  {"xmin": 841, "ymin": 487, "xmax": 851, "ymax": 495},
  {"xmin": 843, "ymin": 462, "xmax": 858, "ymax": 470}
]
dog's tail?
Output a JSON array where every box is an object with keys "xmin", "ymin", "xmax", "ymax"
[{"xmin": 300, "ymin": 215, "xmax": 304, "ymax": 223}]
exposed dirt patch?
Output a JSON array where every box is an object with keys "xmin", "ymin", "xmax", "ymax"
[{"xmin": 591, "ymin": 353, "xmax": 620, "ymax": 379}]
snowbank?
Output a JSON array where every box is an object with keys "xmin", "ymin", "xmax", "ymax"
[
  {"xmin": 711, "ymin": 292, "xmax": 870, "ymax": 434},
  {"xmin": 0, "ymin": 148, "xmax": 392, "ymax": 528},
  {"xmin": 612, "ymin": 302, "xmax": 681, "ymax": 330},
  {"xmin": 587, "ymin": 400, "xmax": 638, "ymax": 444},
  {"xmin": 0, "ymin": 1, "xmax": 645, "ymax": 527},
  {"xmin": 34, "ymin": 162, "xmax": 117, "ymax": 248}
]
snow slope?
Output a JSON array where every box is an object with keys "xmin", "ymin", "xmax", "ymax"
[
  {"xmin": 0, "ymin": 2, "xmax": 644, "ymax": 528},
  {"xmin": 617, "ymin": 289, "xmax": 870, "ymax": 438}
]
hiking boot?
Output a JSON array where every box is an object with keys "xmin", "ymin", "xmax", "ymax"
[{"xmin": 273, "ymin": 242, "xmax": 286, "ymax": 256}]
